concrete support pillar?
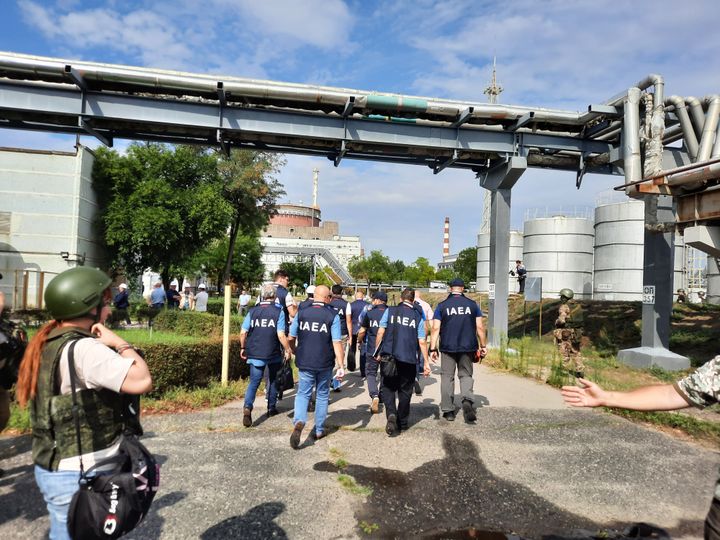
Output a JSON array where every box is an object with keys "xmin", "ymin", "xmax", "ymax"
[
  {"xmin": 479, "ymin": 156, "xmax": 527, "ymax": 348},
  {"xmin": 618, "ymin": 195, "xmax": 689, "ymax": 370}
]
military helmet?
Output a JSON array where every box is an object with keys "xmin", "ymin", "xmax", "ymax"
[
  {"xmin": 559, "ymin": 288, "xmax": 574, "ymax": 300},
  {"xmin": 44, "ymin": 267, "xmax": 112, "ymax": 320}
]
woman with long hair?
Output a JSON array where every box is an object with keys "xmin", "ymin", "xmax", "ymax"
[{"xmin": 16, "ymin": 267, "xmax": 152, "ymax": 540}]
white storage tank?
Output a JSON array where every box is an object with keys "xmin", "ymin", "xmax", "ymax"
[
  {"xmin": 523, "ymin": 216, "xmax": 594, "ymax": 299},
  {"xmin": 708, "ymin": 255, "xmax": 720, "ymax": 305},
  {"xmin": 594, "ymin": 200, "xmax": 685, "ymax": 300},
  {"xmin": 476, "ymin": 231, "xmax": 524, "ymax": 293}
]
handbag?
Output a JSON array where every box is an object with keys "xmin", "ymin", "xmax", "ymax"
[
  {"xmin": 277, "ymin": 360, "xmax": 295, "ymax": 393},
  {"xmin": 66, "ymin": 341, "xmax": 159, "ymax": 539},
  {"xmin": 379, "ymin": 354, "xmax": 398, "ymax": 379}
]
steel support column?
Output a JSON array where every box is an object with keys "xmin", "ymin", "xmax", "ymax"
[
  {"xmin": 618, "ymin": 195, "xmax": 689, "ymax": 370},
  {"xmin": 479, "ymin": 157, "xmax": 527, "ymax": 347}
]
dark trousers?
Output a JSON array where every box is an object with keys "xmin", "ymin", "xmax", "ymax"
[
  {"xmin": 348, "ymin": 334, "xmax": 366, "ymax": 374},
  {"xmin": 366, "ymin": 355, "xmax": 380, "ymax": 398},
  {"xmin": 707, "ymin": 497, "xmax": 720, "ymax": 540},
  {"xmin": 518, "ymin": 277, "xmax": 526, "ymax": 293},
  {"xmin": 380, "ymin": 360, "xmax": 416, "ymax": 430}
]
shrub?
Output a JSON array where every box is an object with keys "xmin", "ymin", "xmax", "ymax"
[
  {"xmin": 151, "ymin": 309, "xmax": 242, "ymax": 337},
  {"xmin": 141, "ymin": 336, "xmax": 248, "ymax": 394}
]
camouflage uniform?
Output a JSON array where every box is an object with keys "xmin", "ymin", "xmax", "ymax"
[
  {"xmin": 553, "ymin": 303, "xmax": 584, "ymax": 375},
  {"xmin": 674, "ymin": 356, "xmax": 720, "ymax": 538}
]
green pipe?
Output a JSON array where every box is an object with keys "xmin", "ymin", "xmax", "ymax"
[{"xmin": 366, "ymin": 95, "xmax": 428, "ymax": 113}]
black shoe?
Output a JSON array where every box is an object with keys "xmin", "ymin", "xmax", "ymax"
[
  {"xmin": 267, "ymin": 408, "xmax": 279, "ymax": 417},
  {"xmin": 290, "ymin": 421, "xmax": 304, "ymax": 449},
  {"xmin": 462, "ymin": 400, "xmax": 477, "ymax": 423},
  {"xmin": 443, "ymin": 411, "xmax": 456, "ymax": 422},
  {"xmin": 386, "ymin": 414, "xmax": 398, "ymax": 436},
  {"xmin": 242, "ymin": 407, "xmax": 252, "ymax": 428},
  {"xmin": 414, "ymin": 381, "xmax": 422, "ymax": 396}
]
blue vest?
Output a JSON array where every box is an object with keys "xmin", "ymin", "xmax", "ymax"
[
  {"xmin": 245, "ymin": 302, "xmax": 282, "ymax": 360},
  {"xmin": 350, "ymin": 300, "xmax": 367, "ymax": 335},
  {"xmin": 329, "ymin": 297, "xmax": 349, "ymax": 336},
  {"xmin": 362, "ymin": 303, "xmax": 387, "ymax": 353},
  {"xmin": 437, "ymin": 293, "xmax": 481, "ymax": 353},
  {"xmin": 295, "ymin": 303, "xmax": 337, "ymax": 372},
  {"xmin": 380, "ymin": 302, "xmax": 422, "ymax": 364},
  {"xmin": 275, "ymin": 284, "xmax": 290, "ymax": 333},
  {"xmin": 298, "ymin": 297, "xmax": 313, "ymax": 311}
]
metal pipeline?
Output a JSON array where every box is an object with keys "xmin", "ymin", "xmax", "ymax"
[
  {"xmin": 605, "ymin": 73, "xmax": 664, "ymax": 108},
  {"xmin": 0, "ymin": 51, "xmax": 595, "ymax": 127},
  {"xmin": 698, "ymin": 95, "xmax": 720, "ymax": 161},
  {"xmin": 685, "ymin": 96, "xmax": 705, "ymax": 140},
  {"xmin": 664, "ymin": 159, "xmax": 720, "ymax": 188},
  {"xmin": 623, "ymin": 87, "xmax": 642, "ymax": 188},
  {"xmin": 665, "ymin": 96, "xmax": 698, "ymax": 159}
]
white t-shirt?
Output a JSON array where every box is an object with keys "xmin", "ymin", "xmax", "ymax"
[
  {"xmin": 56, "ymin": 337, "xmax": 134, "ymax": 471},
  {"xmin": 194, "ymin": 291, "xmax": 209, "ymax": 312}
]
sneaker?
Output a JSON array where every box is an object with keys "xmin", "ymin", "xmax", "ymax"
[
  {"xmin": 386, "ymin": 414, "xmax": 398, "ymax": 436},
  {"xmin": 370, "ymin": 396, "xmax": 379, "ymax": 414},
  {"xmin": 290, "ymin": 421, "xmax": 305, "ymax": 449},
  {"xmin": 414, "ymin": 380, "xmax": 422, "ymax": 396},
  {"xmin": 267, "ymin": 408, "xmax": 279, "ymax": 417},
  {"xmin": 242, "ymin": 407, "xmax": 252, "ymax": 428},
  {"xmin": 462, "ymin": 400, "xmax": 477, "ymax": 423},
  {"xmin": 443, "ymin": 411, "xmax": 456, "ymax": 422}
]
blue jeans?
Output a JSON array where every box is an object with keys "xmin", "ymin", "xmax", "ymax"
[
  {"xmin": 34, "ymin": 466, "xmax": 80, "ymax": 540},
  {"xmin": 294, "ymin": 368, "xmax": 332, "ymax": 436},
  {"xmin": 244, "ymin": 361, "xmax": 281, "ymax": 410}
]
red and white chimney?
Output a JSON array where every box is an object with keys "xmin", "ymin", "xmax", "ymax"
[{"xmin": 443, "ymin": 217, "xmax": 450, "ymax": 258}]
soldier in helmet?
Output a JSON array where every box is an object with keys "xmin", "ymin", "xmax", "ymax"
[
  {"xmin": 15, "ymin": 267, "xmax": 152, "ymax": 539},
  {"xmin": 553, "ymin": 288, "xmax": 584, "ymax": 378}
]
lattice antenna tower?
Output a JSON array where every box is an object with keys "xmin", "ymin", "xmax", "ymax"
[{"xmin": 481, "ymin": 56, "xmax": 503, "ymax": 233}]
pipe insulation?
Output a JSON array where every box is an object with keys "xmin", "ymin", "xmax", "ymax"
[
  {"xmin": 665, "ymin": 96, "xmax": 699, "ymax": 159},
  {"xmin": 698, "ymin": 96, "xmax": 720, "ymax": 161},
  {"xmin": 623, "ymin": 87, "xmax": 642, "ymax": 189}
]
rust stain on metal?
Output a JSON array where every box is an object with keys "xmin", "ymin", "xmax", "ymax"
[{"xmin": 677, "ymin": 189, "xmax": 720, "ymax": 222}]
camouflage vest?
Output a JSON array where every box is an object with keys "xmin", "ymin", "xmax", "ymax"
[{"xmin": 30, "ymin": 327, "xmax": 130, "ymax": 471}]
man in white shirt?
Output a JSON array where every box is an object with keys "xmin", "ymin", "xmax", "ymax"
[
  {"xmin": 237, "ymin": 289, "xmax": 252, "ymax": 316},
  {"xmin": 194, "ymin": 284, "xmax": 209, "ymax": 312}
]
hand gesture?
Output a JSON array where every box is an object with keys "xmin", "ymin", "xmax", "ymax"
[
  {"xmin": 91, "ymin": 323, "xmax": 125, "ymax": 349},
  {"xmin": 561, "ymin": 378, "xmax": 606, "ymax": 408}
]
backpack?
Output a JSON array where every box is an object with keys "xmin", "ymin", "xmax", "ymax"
[{"xmin": 65, "ymin": 341, "xmax": 159, "ymax": 539}]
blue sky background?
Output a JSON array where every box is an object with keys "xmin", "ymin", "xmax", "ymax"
[{"xmin": 1, "ymin": 0, "xmax": 719, "ymax": 263}]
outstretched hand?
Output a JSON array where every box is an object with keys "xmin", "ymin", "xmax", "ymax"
[{"xmin": 561, "ymin": 378, "xmax": 607, "ymax": 408}]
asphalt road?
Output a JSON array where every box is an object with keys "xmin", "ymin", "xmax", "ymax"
[{"xmin": 1, "ymin": 365, "xmax": 718, "ymax": 539}]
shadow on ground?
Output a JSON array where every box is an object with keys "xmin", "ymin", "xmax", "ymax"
[
  {"xmin": 313, "ymin": 432, "xmax": 703, "ymax": 539},
  {"xmin": 200, "ymin": 502, "xmax": 287, "ymax": 539}
]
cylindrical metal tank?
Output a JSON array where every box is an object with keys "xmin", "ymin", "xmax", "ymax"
[
  {"xmin": 594, "ymin": 200, "xmax": 686, "ymax": 300},
  {"xmin": 523, "ymin": 216, "xmax": 594, "ymax": 299},
  {"xmin": 593, "ymin": 201, "xmax": 644, "ymax": 300},
  {"xmin": 476, "ymin": 231, "xmax": 523, "ymax": 293},
  {"xmin": 708, "ymin": 255, "xmax": 720, "ymax": 305}
]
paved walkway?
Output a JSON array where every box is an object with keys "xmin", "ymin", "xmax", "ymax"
[{"xmin": 1, "ymin": 364, "xmax": 717, "ymax": 539}]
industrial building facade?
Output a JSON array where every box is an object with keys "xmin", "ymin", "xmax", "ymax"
[{"xmin": 0, "ymin": 145, "xmax": 104, "ymax": 309}]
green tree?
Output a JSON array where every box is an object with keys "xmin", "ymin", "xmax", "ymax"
[
  {"xmin": 348, "ymin": 250, "xmax": 395, "ymax": 284},
  {"xmin": 404, "ymin": 257, "xmax": 436, "ymax": 287},
  {"xmin": 217, "ymin": 149, "xmax": 285, "ymax": 284},
  {"xmin": 279, "ymin": 260, "xmax": 313, "ymax": 289},
  {"xmin": 179, "ymin": 234, "xmax": 264, "ymax": 289},
  {"xmin": 315, "ymin": 266, "xmax": 340, "ymax": 288},
  {"xmin": 454, "ymin": 247, "xmax": 478, "ymax": 284},
  {"xmin": 93, "ymin": 143, "xmax": 234, "ymax": 283},
  {"xmin": 435, "ymin": 267, "xmax": 455, "ymax": 283}
]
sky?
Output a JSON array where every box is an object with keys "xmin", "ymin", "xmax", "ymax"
[{"xmin": 1, "ymin": 0, "xmax": 719, "ymax": 264}]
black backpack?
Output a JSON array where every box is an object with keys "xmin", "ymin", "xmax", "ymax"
[{"xmin": 65, "ymin": 341, "xmax": 159, "ymax": 539}]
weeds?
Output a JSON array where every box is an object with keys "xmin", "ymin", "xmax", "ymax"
[
  {"xmin": 141, "ymin": 379, "xmax": 248, "ymax": 413},
  {"xmin": 359, "ymin": 521, "xmax": 380, "ymax": 535},
  {"xmin": 337, "ymin": 474, "xmax": 373, "ymax": 497}
]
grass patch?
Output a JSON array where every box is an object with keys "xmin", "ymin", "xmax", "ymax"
[
  {"xmin": 358, "ymin": 521, "xmax": 380, "ymax": 535},
  {"xmin": 612, "ymin": 409, "xmax": 720, "ymax": 446},
  {"xmin": 337, "ymin": 474, "xmax": 373, "ymax": 497},
  {"xmin": 4, "ymin": 402, "xmax": 31, "ymax": 434},
  {"xmin": 115, "ymin": 329, "xmax": 204, "ymax": 345},
  {"xmin": 141, "ymin": 378, "xmax": 248, "ymax": 414}
]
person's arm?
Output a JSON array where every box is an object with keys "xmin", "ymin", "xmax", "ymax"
[
  {"xmin": 357, "ymin": 327, "xmax": 366, "ymax": 344},
  {"xmin": 429, "ymin": 319, "xmax": 441, "ymax": 362},
  {"xmin": 476, "ymin": 313, "xmax": 488, "ymax": 357},
  {"xmin": 276, "ymin": 311, "xmax": 291, "ymax": 359},
  {"xmin": 0, "ymin": 290, "xmax": 5, "ymax": 317},
  {"xmin": 374, "ymin": 328, "xmax": 385, "ymax": 357},
  {"xmin": 561, "ymin": 379, "xmax": 690, "ymax": 411},
  {"xmin": 91, "ymin": 323, "xmax": 152, "ymax": 394},
  {"xmin": 345, "ymin": 308, "xmax": 352, "ymax": 337},
  {"xmin": 419, "ymin": 339, "xmax": 430, "ymax": 376}
]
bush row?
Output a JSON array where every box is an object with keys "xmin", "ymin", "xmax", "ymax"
[
  {"xmin": 140, "ymin": 337, "xmax": 249, "ymax": 394},
  {"xmin": 150, "ymin": 309, "xmax": 243, "ymax": 337}
]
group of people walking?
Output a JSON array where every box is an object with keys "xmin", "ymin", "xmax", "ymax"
[{"xmin": 239, "ymin": 271, "xmax": 488, "ymax": 446}]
